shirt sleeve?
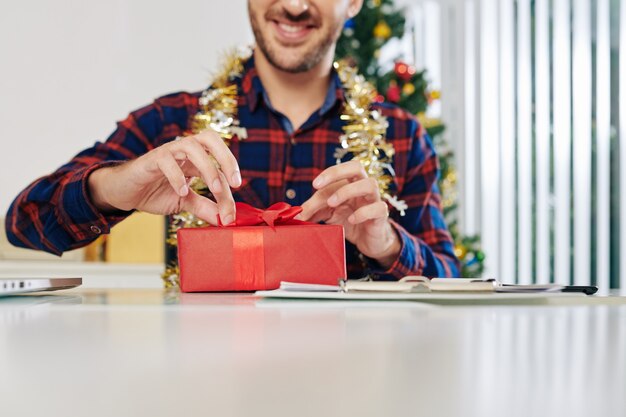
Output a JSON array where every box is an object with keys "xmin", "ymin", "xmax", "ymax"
[
  {"xmin": 4, "ymin": 92, "xmax": 195, "ymax": 256},
  {"xmin": 367, "ymin": 120, "xmax": 461, "ymax": 279}
]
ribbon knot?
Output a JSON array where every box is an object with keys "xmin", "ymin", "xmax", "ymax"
[
  {"xmin": 218, "ymin": 202, "xmax": 305, "ymax": 227},
  {"xmin": 261, "ymin": 210, "xmax": 280, "ymax": 227}
]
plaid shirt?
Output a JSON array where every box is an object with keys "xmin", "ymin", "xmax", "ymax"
[{"xmin": 5, "ymin": 55, "xmax": 459, "ymax": 279}]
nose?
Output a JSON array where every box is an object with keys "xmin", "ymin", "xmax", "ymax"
[{"xmin": 279, "ymin": 0, "xmax": 310, "ymax": 17}]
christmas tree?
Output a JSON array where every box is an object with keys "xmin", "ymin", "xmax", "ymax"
[{"xmin": 336, "ymin": 0, "xmax": 485, "ymax": 276}]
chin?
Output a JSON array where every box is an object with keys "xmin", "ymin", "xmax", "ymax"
[
  {"xmin": 264, "ymin": 44, "xmax": 324, "ymax": 73},
  {"xmin": 273, "ymin": 56, "xmax": 310, "ymax": 72}
]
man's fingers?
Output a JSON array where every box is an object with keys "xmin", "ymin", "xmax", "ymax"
[
  {"xmin": 180, "ymin": 191, "xmax": 220, "ymax": 226},
  {"xmin": 324, "ymin": 205, "xmax": 354, "ymax": 225},
  {"xmin": 312, "ymin": 160, "xmax": 366, "ymax": 189},
  {"xmin": 179, "ymin": 165, "xmax": 236, "ymax": 225},
  {"xmin": 296, "ymin": 191, "xmax": 327, "ymax": 222},
  {"xmin": 306, "ymin": 206, "xmax": 335, "ymax": 224},
  {"xmin": 327, "ymin": 177, "xmax": 379, "ymax": 207},
  {"xmin": 348, "ymin": 201, "xmax": 389, "ymax": 224},
  {"xmin": 161, "ymin": 136, "xmax": 237, "ymax": 225},
  {"xmin": 181, "ymin": 163, "xmax": 202, "ymax": 179},
  {"xmin": 156, "ymin": 153, "xmax": 189, "ymax": 197},
  {"xmin": 297, "ymin": 181, "xmax": 345, "ymax": 221},
  {"xmin": 171, "ymin": 137, "xmax": 224, "ymax": 195},
  {"xmin": 193, "ymin": 130, "xmax": 242, "ymax": 188},
  {"xmin": 211, "ymin": 170, "xmax": 236, "ymax": 225}
]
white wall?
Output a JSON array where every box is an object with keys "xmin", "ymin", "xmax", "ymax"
[{"xmin": 0, "ymin": 0, "xmax": 253, "ymax": 214}]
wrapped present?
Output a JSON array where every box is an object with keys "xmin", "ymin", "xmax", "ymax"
[{"xmin": 178, "ymin": 202, "xmax": 346, "ymax": 292}]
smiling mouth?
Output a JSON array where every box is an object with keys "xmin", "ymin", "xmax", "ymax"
[{"xmin": 271, "ymin": 20, "xmax": 316, "ymax": 42}]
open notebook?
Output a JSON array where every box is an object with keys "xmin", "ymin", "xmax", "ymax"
[
  {"xmin": 278, "ymin": 277, "xmax": 569, "ymax": 293},
  {"xmin": 255, "ymin": 277, "xmax": 596, "ymax": 301}
]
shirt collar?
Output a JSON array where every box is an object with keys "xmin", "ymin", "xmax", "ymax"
[{"xmin": 240, "ymin": 52, "xmax": 344, "ymax": 115}]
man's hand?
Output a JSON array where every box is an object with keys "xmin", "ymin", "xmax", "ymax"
[
  {"xmin": 297, "ymin": 161, "xmax": 401, "ymax": 269},
  {"xmin": 88, "ymin": 130, "xmax": 241, "ymax": 225}
]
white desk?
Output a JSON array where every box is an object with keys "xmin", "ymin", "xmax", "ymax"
[{"xmin": 1, "ymin": 289, "xmax": 625, "ymax": 417}]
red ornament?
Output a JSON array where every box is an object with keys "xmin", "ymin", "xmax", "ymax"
[
  {"xmin": 394, "ymin": 61, "xmax": 416, "ymax": 82},
  {"xmin": 386, "ymin": 80, "xmax": 401, "ymax": 103},
  {"xmin": 374, "ymin": 94, "xmax": 385, "ymax": 103}
]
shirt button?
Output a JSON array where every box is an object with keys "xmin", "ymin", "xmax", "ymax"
[
  {"xmin": 90, "ymin": 225, "xmax": 102, "ymax": 234},
  {"xmin": 286, "ymin": 189, "xmax": 296, "ymax": 200}
]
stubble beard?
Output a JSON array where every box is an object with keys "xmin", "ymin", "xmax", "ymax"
[{"xmin": 249, "ymin": 8, "xmax": 343, "ymax": 73}]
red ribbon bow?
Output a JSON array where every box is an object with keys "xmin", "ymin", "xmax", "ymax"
[
  {"xmin": 216, "ymin": 202, "xmax": 307, "ymax": 290},
  {"xmin": 219, "ymin": 202, "xmax": 306, "ymax": 227}
]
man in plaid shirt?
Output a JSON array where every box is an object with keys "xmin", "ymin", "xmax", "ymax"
[{"xmin": 5, "ymin": 0, "xmax": 459, "ymax": 279}]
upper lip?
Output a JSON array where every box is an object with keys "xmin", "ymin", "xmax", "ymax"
[{"xmin": 271, "ymin": 19, "xmax": 317, "ymax": 29}]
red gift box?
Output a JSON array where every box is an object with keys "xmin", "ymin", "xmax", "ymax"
[{"xmin": 178, "ymin": 202, "xmax": 347, "ymax": 292}]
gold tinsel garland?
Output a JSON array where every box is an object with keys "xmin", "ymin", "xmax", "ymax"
[
  {"xmin": 162, "ymin": 47, "xmax": 405, "ymax": 288},
  {"xmin": 162, "ymin": 47, "xmax": 252, "ymax": 288},
  {"xmin": 191, "ymin": 46, "xmax": 251, "ymax": 144},
  {"xmin": 334, "ymin": 60, "xmax": 408, "ymax": 214}
]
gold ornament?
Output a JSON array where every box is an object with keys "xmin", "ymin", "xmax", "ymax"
[
  {"xmin": 417, "ymin": 112, "xmax": 444, "ymax": 130},
  {"xmin": 429, "ymin": 90, "xmax": 441, "ymax": 100},
  {"xmin": 402, "ymin": 83, "xmax": 416, "ymax": 96},
  {"xmin": 441, "ymin": 170, "xmax": 458, "ymax": 209},
  {"xmin": 373, "ymin": 20, "xmax": 392, "ymax": 39},
  {"xmin": 162, "ymin": 47, "xmax": 406, "ymax": 288},
  {"xmin": 454, "ymin": 244, "xmax": 468, "ymax": 259}
]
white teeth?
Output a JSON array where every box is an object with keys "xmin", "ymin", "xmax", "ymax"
[{"xmin": 278, "ymin": 23, "xmax": 305, "ymax": 33}]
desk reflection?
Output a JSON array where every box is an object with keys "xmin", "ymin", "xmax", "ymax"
[{"xmin": 0, "ymin": 289, "xmax": 623, "ymax": 417}]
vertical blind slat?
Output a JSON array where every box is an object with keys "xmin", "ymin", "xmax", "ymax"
[
  {"xmin": 619, "ymin": 0, "xmax": 626, "ymax": 288},
  {"xmin": 412, "ymin": 4, "xmax": 425, "ymax": 70},
  {"xmin": 479, "ymin": 0, "xmax": 501, "ymax": 278},
  {"xmin": 499, "ymin": 0, "xmax": 516, "ymax": 284},
  {"xmin": 597, "ymin": 0, "xmax": 611, "ymax": 291},
  {"xmin": 552, "ymin": 0, "xmax": 572, "ymax": 285},
  {"xmin": 464, "ymin": 0, "xmax": 478, "ymax": 236},
  {"xmin": 517, "ymin": 0, "xmax": 533, "ymax": 284},
  {"xmin": 572, "ymin": 0, "xmax": 592, "ymax": 286},
  {"xmin": 535, "ymin": 0, "xmax": 551, "ymax": 284}
]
